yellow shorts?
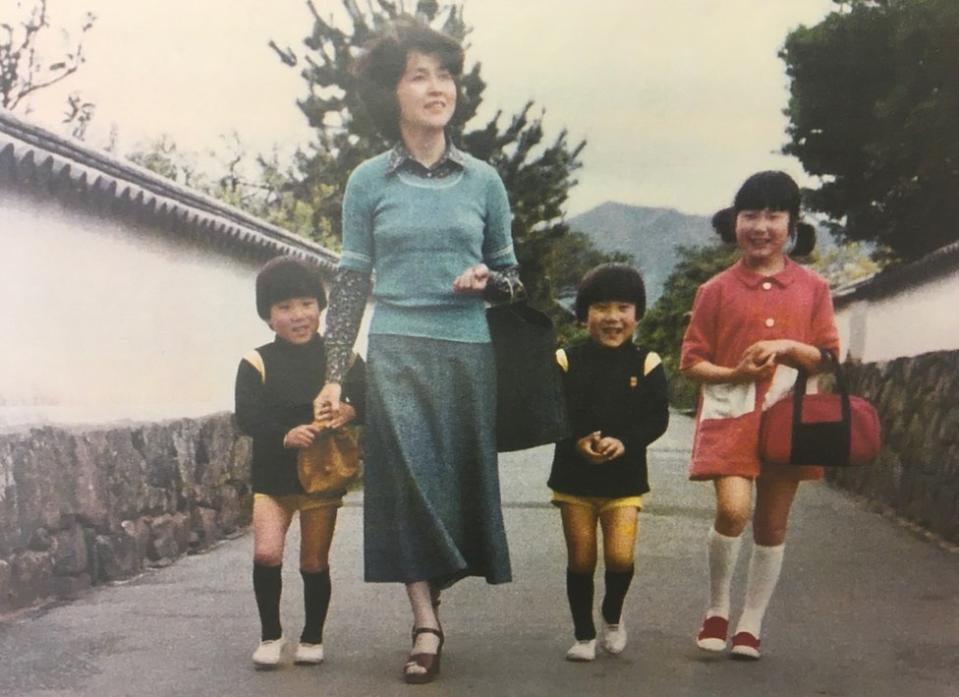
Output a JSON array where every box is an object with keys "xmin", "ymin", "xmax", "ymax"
[
  {"xmin": 254, "ymin": 492, "xmax": 343, "ymax": 515},
  {"xmin": 550, "ymin": 491, "xmax": 644, "ymax": 513}
]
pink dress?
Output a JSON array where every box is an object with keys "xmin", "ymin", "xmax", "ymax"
[{"xmin": 680, "ymin": 258, "xmax": 840, "ymax": 481}]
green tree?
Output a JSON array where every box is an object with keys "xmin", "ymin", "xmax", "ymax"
[
  {"xmin": 271, "ymin": 0, "xmax": 589, "ymax": 313},
  {"xmin": 636, "ymin": 242, "xmax": 739, "ymax": 409},
  {"xmin": 127, "ymin": 134, "xmax": 200, "ymax": 186},
  {"xmin": 781, "ymin": 0, "xmax": 959, "ymax": 261},
  {"xmin": 810, "ymin": 239, "xmax": 881, "ymax": 288},
  {"xmin": 128, "ymin": 133, "xmax": 338, "ymax": 247},
  {"xmin": 543, "ymin": 231, "xmax": 633, "ymax": 301}
]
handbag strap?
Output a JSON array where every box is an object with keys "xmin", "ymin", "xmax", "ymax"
[
  {"xmin": 789, "ymin": 349, "xmax": 852, "ymax": 464},
  {"xmin": 790, "ymin": 349, "xmax": 852, "ymax": 443}
]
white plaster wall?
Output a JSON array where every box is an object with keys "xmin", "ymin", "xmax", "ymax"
[
  {"xmin": 834, "ymin": 267, "xmax": 959, "ymax": 363},
  {"xmin": 0, "ymin": 184, "xmax": 332, "ymax": 427}
]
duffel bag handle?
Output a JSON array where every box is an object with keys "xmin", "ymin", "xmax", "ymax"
[{"xmin": 790, "ymin": 349, "xmax": 852, "ymax": 466}]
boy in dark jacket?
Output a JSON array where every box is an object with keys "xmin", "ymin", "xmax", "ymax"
[
  {"xmin": 235, "ymin": 256, "xmax": 365, "ymax": 669},
  {"xmin": 548, "ymin": 263, "xmax": 669, "ymax": 661}
]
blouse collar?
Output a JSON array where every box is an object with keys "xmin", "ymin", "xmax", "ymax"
[
  {"xmin": 731, "ymin": 256, "xmax": 799, "ymax": 289},
  {"xmin": 386, "ymin": 139, "xmax": 466, "ymax": 177}
]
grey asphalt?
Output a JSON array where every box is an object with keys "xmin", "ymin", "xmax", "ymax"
[{"xmin": 2, "ymin": 413, "xmax": 957, "ymax": 697}]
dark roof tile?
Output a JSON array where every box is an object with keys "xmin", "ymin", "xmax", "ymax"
[{"xmin": 834, "ymin": 240, "xmax": 959, "ymax": 306}]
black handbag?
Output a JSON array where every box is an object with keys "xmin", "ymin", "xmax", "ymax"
[{"xmin": 487, "ymin": 302, "xmax": 570, "ymax": 452}]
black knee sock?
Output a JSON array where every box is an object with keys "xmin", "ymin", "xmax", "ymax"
[
  {"xmin": 300, "ymin": 569, "xmax": 332, "ymax": 644},
  {"xmin": 253, "ymin": 563, "xmax": 283, "ymax": 641},
  {"xmin": 601, "ymin": 566, "xmax": 635, "ymax": 625},
  {"xmin": 566, "ymin": 569, "xmax": 596, "ymax": 641}
]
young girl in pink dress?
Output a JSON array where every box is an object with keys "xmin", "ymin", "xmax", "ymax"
[{"xmin": 681, "ymin": 171, "xmax": 839, "ymax": 660}]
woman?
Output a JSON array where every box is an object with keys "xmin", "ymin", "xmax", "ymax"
[
  {"xmin": 680, "ymin": 171, "xmax": 839, "ymax": 660},
  {"xmin": 314, "ymin": 20, "xmax": 523, "ymax": 684}
]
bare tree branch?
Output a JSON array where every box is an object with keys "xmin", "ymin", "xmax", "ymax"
[
  {"xmin": 268, "ymin": 39, "xmax": 297, "ymax": 67},
  {"xmin": 0, "ymin": 0, "xmax": 96, "ymax": 112}
]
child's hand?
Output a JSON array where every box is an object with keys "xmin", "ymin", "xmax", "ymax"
[
  {"xmin": 325, "ymin": 402, "xmax": 357, "ymax": 430},
  {"xmin": 596, "ymin": 436, "xmax": 625, "ymax": 461},
  {"xmin": 731, "ymin": 349, "xmax": 776, "ymax": 383},
  {"xmin": 576, "ymin": 431, "xmax": 616, "ymax": 465},
  {"xmin": 742, "ymin": 340, "xmax": 793, "ymax": 367},
  {"xmin": 283, "ymin": 423, "xmax": 321, "ymax": 449}
]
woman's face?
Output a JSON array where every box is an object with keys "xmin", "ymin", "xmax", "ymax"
[
  {"xmin": 735, "ymin": 208, "xmax": 790, "ymax": 267},
  {"xmin": 395, "ymin": 50, "xmax": 456, "ymax": 136}
]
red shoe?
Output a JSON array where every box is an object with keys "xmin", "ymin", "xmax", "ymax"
[
  {"xmin": 730, "ymin": 631, "xmax": 761, "ymax": 660},
  {"xmin": 696, "ymin": 616, "xmax": 728, "ymax": 652}
]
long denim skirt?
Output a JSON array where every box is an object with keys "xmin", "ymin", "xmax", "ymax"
[{"xmin": 362, "ymin": 334, "xmax": 512, "ymax": 587}]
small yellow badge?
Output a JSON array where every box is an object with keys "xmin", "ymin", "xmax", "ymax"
[{"xmin": 630, "ymin": 376, "xmax": 638, "ymax": 388}]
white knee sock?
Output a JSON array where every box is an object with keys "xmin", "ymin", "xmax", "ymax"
[
  {"xmin": 706, "ymin": 528, "xmax": 742, "ymax": 619},
  {"xmin": 735, "ymin": 543, "xmax": 785, "ymax": 637}
]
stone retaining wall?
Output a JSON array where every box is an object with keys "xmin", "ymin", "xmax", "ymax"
[
  {"xmin": 0, "ymin": 413, "xmax": 251, "ymax": 614},
  {"xmin": 828, "ymin": 351, "xmax": 959, "ymax": 544}
]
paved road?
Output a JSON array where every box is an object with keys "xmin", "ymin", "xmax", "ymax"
[{"xmin": 2, "ymin": 413, "xmax": 957, "ymax": 696}]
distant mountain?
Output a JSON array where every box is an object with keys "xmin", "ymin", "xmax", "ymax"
[{"xmin": 569, "ymin": 202, "xmax": 714, "ymax": 303}]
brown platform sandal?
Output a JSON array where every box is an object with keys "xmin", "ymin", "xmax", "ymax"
[{"xmin": 404, "ymin": 627, "xmax": 445, "ymax": 685}]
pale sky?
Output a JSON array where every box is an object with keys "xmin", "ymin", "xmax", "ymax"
[{"xmin": 20, "ymin": 0, "xmax": 836, "ymax": 217}]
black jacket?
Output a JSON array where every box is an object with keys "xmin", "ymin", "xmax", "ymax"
[
  {"xmin": 234, "ymin": 334, "xmax": 365, "ymax": 496},
  {"xmin": 548, "ymin": 341, "xmax": 668, "ymax": 498}
]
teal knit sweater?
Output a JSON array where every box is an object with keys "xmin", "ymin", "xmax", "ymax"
[{"xmin": 339, "ymin": 149, "xmax": 517, "ymax": 343}]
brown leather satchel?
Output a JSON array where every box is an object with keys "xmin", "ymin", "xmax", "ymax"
[{"xmin": 296, "ymin": 419, "xmax": 360, "ymax": 494}]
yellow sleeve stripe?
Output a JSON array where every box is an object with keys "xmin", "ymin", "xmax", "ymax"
[
  {"xmin": 555, "ymin": 348, "xmax": 569, "ymax": 373},
  {"xmin": 644, "ymin": 351, "xmax": 662, "ymax": 376},
  {"xmin": 243, "ymin": 350, "xmax": 266, "ymax": 384}
]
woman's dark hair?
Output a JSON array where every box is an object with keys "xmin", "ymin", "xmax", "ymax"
[
  {"xmin": 354, "ymin": 18, "xmax": 465, "ymax": 142},
  {"xmin": 255, "ymin": 256, "xmax": 327, "ymax": 320},
  {"xmin": 575, "ymin": 263, "xmax": 646, "ymax": 322},
  {"xmin": 731, "ymin": 170, "xmax": 816, "ymax": 254},
  {"xmin": 712, "ymin": 207, "xmax": 735, "ymax": 244}
]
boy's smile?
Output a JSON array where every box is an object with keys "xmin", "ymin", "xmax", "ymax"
[
  {"xmin": 268, "ymin": 296, "xmax": 321, "ymax": 345},
  {"xmin": 586, "ymin": 301, "xmax": 638, "ymax": 349}
]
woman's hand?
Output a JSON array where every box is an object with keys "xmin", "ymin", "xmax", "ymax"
[
  {"xmin": 314, "ymin": 382, "xmax": 342, "ymax": 421},
  {"xmin": 576, "ymin": 431, "xmax": 624, "ymax": 464},
  {"xmin": 283, "ymin": 423, "xmax": 321, "ymax": 449},
  {"xmin": 326, "ymin": 402, "xmax": 356, "ymax": 430},
  {"xmin": 452, "ymin": 263, "xmax": 489, "ymax": 294}
]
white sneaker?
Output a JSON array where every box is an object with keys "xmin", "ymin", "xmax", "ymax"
[
  {"xmin": 565, "ymin": 639, "xmax": 597, "ymax": 662},
  {"xmin": 294, "ymin": 642, "xmax": 325, "ymax": 665},
  {"xmin": 601, "ymin": 619, "xmax": 627, "ymax": 655},
  {"xmin": 252, "ymin": 637, "xmax": 287, "ymax": 668}
]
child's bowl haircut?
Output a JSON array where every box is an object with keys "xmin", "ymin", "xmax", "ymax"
[
  {"xmin": 575, "ymin": 263, "xmax": 646, "ymax": 322},
  {"xmin": 255, "ymin": 256, "xmax": 327, "ymax": 320},
  {"xmin": 733, "ymin": 171, "xmax": 801, "ymax": 232}
]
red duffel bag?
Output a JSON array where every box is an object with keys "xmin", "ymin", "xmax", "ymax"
[{"xmin": 759, "ymin": 353, "xmax": 880, "ymax": 467}]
